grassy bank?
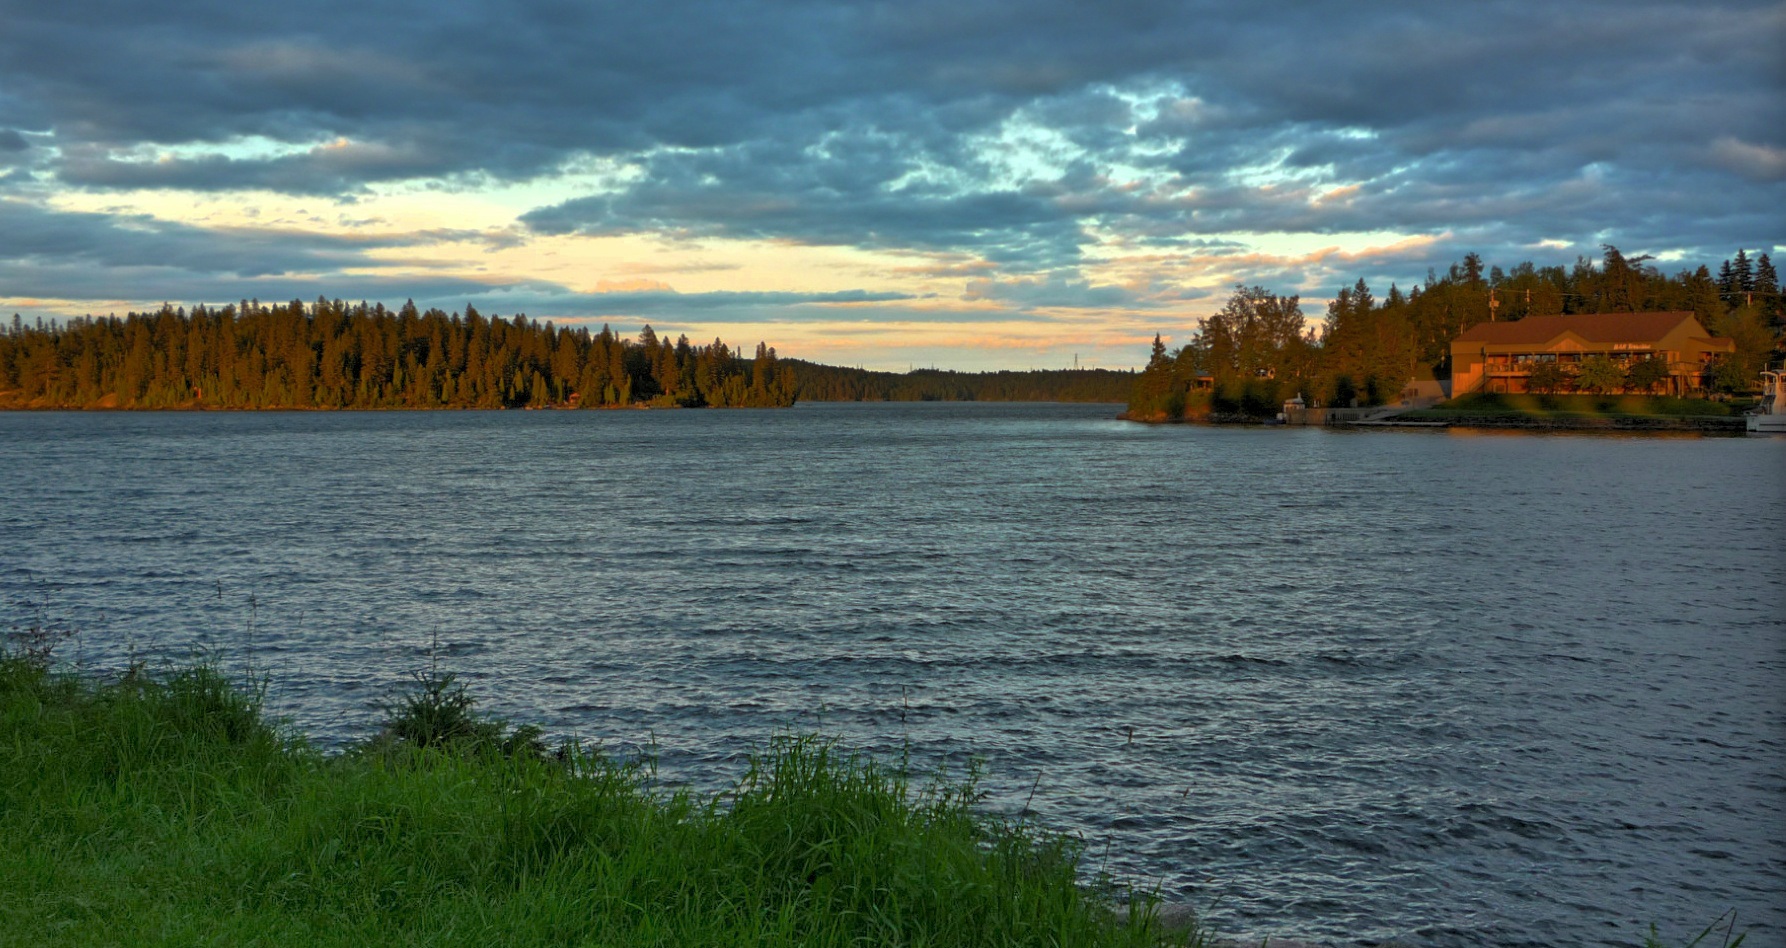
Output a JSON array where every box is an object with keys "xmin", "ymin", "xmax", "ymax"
[
  {"xmin": 1405, "ymin": 393, "xmax": 1742, "ymax": 420},
  {"xmin": 1390, "ymin": 393, "xmax": 1748, "ymax": 432},
  {"xmin": 0, "ymin": 655, "xmax": 1187, "ymax": 947}
]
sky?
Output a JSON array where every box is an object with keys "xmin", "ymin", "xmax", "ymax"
[{"xmin": 1, "ymin": 1, "xmax": 1781, "ymax": 370}]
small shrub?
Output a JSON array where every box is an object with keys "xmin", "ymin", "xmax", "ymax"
[
  {"xmin": 1239, "ymin": 380, "xmax": 1282, "ymax": 417},
  {"xmin": 1526, "ymin": 360, "xmax": 1570, "ymax": 394},
  {"xmin": 1576, "ymin": 355, "xmax": 1627, "ymax": 394},
  {"xmin": 2, "ymin": 606, "xmax": 78, "ymax": 670},
  {"xmin": 1209, "ymin": 380, "xmax": 1239, "ymax": 414},
  {"xmin": 375, "ymin": 667, "xmax": 546, "ymax": 759},
  {"xmin": 1644, "ymin": 909, "xmax": 1749, "ymax": 948},
  {"xmin": 1162, "ymin": 391, "xmax": 1186, "ymax": 420},
  {"xmin": 1363, "ymin": 374, "xmax": 1388, "ymax": 406},
  {"xmin": 160, "ymin": 665, "xmax": 271, "ymax": 746}
]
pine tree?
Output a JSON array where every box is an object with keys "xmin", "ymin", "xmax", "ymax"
[
  {"xmin": 1754, "ymin": 253, "xmax": 1778, "ymax": 294},
  {"xmin": 752, "ymin": 341, "xmax": 771, "ymax": 396},
  {"xmin": 1755, "ymin": 253, "xmax": 1782, "ymax": 324},
  {"xmin": 1732, "ymin": 249, "xmax": 1753, "ymax": 293},
  {"xmin": 1460, "ymin": 252, "xmax": 1486, "ymax": 287},
  {"xmin": 1683, "ymin": 266, "xmax": 1724, "ymax": 326},
  {"xmin": 1351, "ymin": 278, "xmax": 1374, "ymax": 314}
]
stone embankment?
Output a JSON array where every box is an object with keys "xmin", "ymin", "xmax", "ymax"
[
  {"xmin": 1280, "ymin": 402, "xmax": 1744, "ymax": 432},
  {"xmin": 1128, "ymin": 405, "xmax": 1745, "ymax": 432},
  {"xmin": 1368, "ymin": 414, "xmax": 1742, "ymax": 432},
  {"xmin": 1116, "ymin": 410, "xmax": 1274, "ymax": 425}
]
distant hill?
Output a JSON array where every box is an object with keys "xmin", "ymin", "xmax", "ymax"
[{"xmin": 785, "ymin": 360, "xmax": 1132, "ymax": 403}]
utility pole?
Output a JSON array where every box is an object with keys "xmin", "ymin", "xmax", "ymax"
[{"xmin": 1488, "ymin": 288, "xmax": 1499, "ymax": 321}]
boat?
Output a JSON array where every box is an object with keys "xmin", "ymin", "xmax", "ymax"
[{"xmin": 1746, "ymin": 366, "xmax": 1786, "ymax": 434}]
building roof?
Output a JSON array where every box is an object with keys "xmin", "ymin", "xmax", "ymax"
[{"xmin": 1453, "ymin": 311, "xmax": 1705, "ymax": 346}]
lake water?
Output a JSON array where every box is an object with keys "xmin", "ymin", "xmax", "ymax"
[{"xmin": 2, "ymin": 403, "xmax": 1782, "ymax": 947}]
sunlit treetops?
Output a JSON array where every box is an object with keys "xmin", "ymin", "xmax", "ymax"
[
  {"xmin": 1127, "ymin": 246, "xmax": 1784, "ymax": 419},
  {"xmin": 0, "ymin": 298, "xmax": 796, "ymax": 410},
  {"xmin": 0, "ymin": 298, "xmax": 1141, "ymax": 409}
]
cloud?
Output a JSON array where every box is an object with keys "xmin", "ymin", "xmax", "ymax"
[
  {"xmin": 561, "ymin": 287, "xmax": 919, "ymax": 312},
  {"xmin": 0, "ymin": 262, "xmax": 507, "ymax": 311},
  {"xmin": 962, "ymin": 272, "xmax": 1151, "ymax": 310},
  {"xmin": 594, "ymin": 278, "xmax": 675, "ymax": 294},
  {"xmin": 56, "ymin": 138, "xmax": 494, "ymax": 196},
  {"xmin": 1709, "ymin": 137, "xmax": 1786, "ymax": 182},
  {"xmin": 0, "ymin": 198, "xmax": 434, "ymax": 277},
  {"xmin": 0, "ymin": 0, "xmax": 1779, "ymax": 362}
]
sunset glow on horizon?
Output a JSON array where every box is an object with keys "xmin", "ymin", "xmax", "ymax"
[{"xmin": 2, "ymin": 1, "xmax": 1779, "ymax": 370}]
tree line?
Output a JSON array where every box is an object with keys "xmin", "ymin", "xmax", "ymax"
[
  {"xmin": 0, "ymin": 298, "xmax": 797, "ymax": 410},
  {"xmin": 1128, "ymin": 245, "xmax": 1784, "ymax": 419},
  {"xmin": 0, "ymin": 297, "xmax": 1137, "ymax": 410}
]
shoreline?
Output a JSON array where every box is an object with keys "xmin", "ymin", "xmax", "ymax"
[
  {"xmin": 1341, "ymin": 413, "xmax": 1745, "ymax": 433},
  {"xmin": 1119, "ymin": 411, "xmax": 1748, "ymax": 434},
  {"xmin": 1, "ymin": 656, "xmax": 1204, "ymax": 947},
  {"xmin": 0, "ymin": 398, "xmax": 1124, "ymax": 412}
]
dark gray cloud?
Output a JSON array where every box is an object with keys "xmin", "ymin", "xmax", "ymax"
[
  {"xmin": 0, "ymin": 262, "xmax": 508, "ymax": 311},
  {"xmin": 962, "ymin": 272, "xmax": 1167, "ymax": 310},
  {"xmin": 519, "ymin": 132, "xmax": 1091, "ymax": 267},
  {"xmin": 0, "ymin": 253, "xmax": 934, "ymax": 327},
  {"xmin": 0, "ymin": 0, "xmax": 1779, "ymax": 305},
  {"xmin": 518, "ymin": 286, "xmax": 921, "ymax": 315},
  {"xmin": 54, "ymin": 140, "xmax": 482, "ymax": 196},
  {"xmin": 0, "ymin": 199, "xmax": 485, "ymax": 277},
  {"xmin": 500, "ymin": 288, "xmax": 1012, "ymax": 326},
  {"xmin": 0, "ymin": 199, "xmax": 927, "ymax": 326}
]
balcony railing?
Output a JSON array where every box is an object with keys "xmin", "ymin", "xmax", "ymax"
[{"xmin": 1483, "ymin": 361, "xmax": 1679, "ymax": 374}]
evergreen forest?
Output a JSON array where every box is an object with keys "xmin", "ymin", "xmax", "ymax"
[
  {"xmin": 1127, "ymin": 246, "xmax": 1784, "ymax": 420},
  {"xmin": 0, "ymin": 299, "xmax": 798, "ymax": 410},
  {"xmin": 0, "ymin": 299, "xmax": 1135, "ymax": 410}
]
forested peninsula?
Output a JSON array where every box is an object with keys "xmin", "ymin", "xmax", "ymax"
[
  {"xmin": 0, "ymin": 299, "xmax": 798, "ymax": 410},
  {"xmin": 0, "ymin": 299, "xmax": 1132, "ymax": 410},
  {"xmin": 1126, "ymin": 246, "xmax": 1783, "ymax": 421}
]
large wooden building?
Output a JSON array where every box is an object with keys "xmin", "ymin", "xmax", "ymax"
[{"xmin": 1450, "ymin": 311, "xmax": 1733, "ymax": 396}]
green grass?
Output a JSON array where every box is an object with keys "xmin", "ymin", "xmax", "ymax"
[
  {"xmin": 1644, "ymin": 911, "xmax": 1749, "ymax": 948},
  {"xmin": 1406, "ymin": 392, "xmax": 1738, "ymax": 420},
  {"xmin": 0, "ymin": 655, "xmax": 1191, "ymax": 947}
]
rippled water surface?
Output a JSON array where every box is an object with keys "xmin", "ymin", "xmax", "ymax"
[{"xmin": 3, "ymin": 404, "xmax": 1782, "ymax": 946}]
